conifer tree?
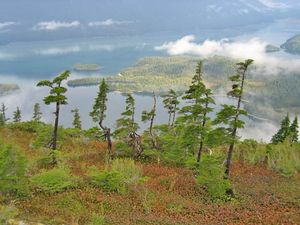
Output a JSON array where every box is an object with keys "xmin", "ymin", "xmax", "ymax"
[
  {"xmin": 13, "ymin": 107, "xmax": 21, "ymax": 123},
  {"xmin": 0, "ymin": 103, "xmax": 8, "ymax": 124},
  {"xmin": 37, "ymin": 70, "xmax": 70, "ymax": 163},
  {"xmin": 162, "ymin": 89, "xmax": 180, "ymax": 126},
  {"xmin": 90, "ymin": 79, "xmax": 112, "ymax": 158},
  {"xmin": 271, "ymin": 114, "xmax": 291, "ymax": 144},
  {"xmin": 180, "ymin": 61, "xmax": 215, "ymax": 163},
  {"xmin": 142, "ymin": 93, "xmax": 158, "ymax": 149},
  {"xmin": 115, "ymin": 94, "xmax": 143, "ymax": 158},
  {"xmin": 71, "ymin": 108, "xmax": 82, "ymax": 130},
  {"xmin": 32, "ymin": 103, "xmax": 42, "ymax": 122},
  {"xmin": 0, "ymin": 103, "xmax": 8, "ymax": 126},
  {"xmin": 290, "ymin": 116, "xmax": 298, "ymax": 143},
  {"xmin": 215, "ymin": 59, "xmax": 253, "ymax": 177}
]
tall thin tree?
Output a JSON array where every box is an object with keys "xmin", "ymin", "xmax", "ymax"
[
  {"xmin": 180, "ymin": 61, "xmax": 215, "ymax": 163},
  {"xmin": 37, "ymin": 70, "xmax": 70, "ymax": 164},
  {"xmin": 215, "ymin": 59, "xmax": 253, "ymax": 177},
  {"xmin": 90, "ymin": 79, "xmax": 112, "ymax": 158},
  {"xmin": 32, "ymin": 103, "xmax": 42, "ymax": 122},
  {"xmin": 115, "ymin": 94, "xmax": 143, "ymax": 158},
  {"xmin": 13, "ymin": 107, "xmax": 21, "ymax": 123},
  {"xmin": 142, "ymin": 93, "xmax": 158, "ymax": 149},
  {"xmin": 162, "ymin": 89, "xmax": 180, "ymax": 126},
  {"xmin": 71, "ymin": 108, "xmax": 82, "ymax": 130}
]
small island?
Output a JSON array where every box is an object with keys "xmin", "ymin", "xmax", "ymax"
[
  {"xmin": 265, "ymin": 44, "xmax": 280, "ymax": 53},
  {"xmin": 73, "ymin": 64, "xmax": 102, "ymax": 72},
  {"xmin": 280, "ymin": 34, "xmax": 300, "ymax": 54},
  {"xmin": 0, "ymin": 83, "xmax": 20, "ymax": 96}
]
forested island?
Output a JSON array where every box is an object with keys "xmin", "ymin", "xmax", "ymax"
[
  {"xmin": 0, "ymin": 83, "xmax": 20, "ymax": 96},
  {"xmin": 67, "ymin": 55, "xmax": 300, "ymax": 121},
  {"xmin": 281, "ymin": 34, "xmax": 300, "ymax": 54}
]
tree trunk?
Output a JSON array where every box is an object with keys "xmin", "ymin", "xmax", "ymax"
[
  {"xmin": 50, "ymin": 102, "xmax": 60, "ymax": 165},
  {"xmin": 225, "ymin": 67, "xmax": 247, "ymax": 177},
  {"xmin": 99, "ymin": 121, "xmax": 113, "ymax": 160},
  {"xmin": 197, "ymin": 97, "xmax": 209, "ymax": 163},
  {"xmin": 149, "ymin": 95, "xmax": 158, "ymax": 149}
]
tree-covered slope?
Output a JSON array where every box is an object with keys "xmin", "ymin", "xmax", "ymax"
[{"xmin": 281, "ymin": 34, "xmax": 300, "ymax": 54}]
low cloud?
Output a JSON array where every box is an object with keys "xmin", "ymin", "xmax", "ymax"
[
  {"xmin": 33, "ymin": 21, "xmax": 80, "ymax": 31},
  {"xmin": 0, "ymin": 22, "xmax": 18, "ymax": 30},
  {"xmin": 34, "ymin": 46, "xmax": 81, "ymax": 56},
  {"xmin": 155, "ymin": 35, "xmax": 300, "ymax": 75},
  {"xmin": 0, "ymin": 52, "xmax": 15, "ymax": 60},
  {"xmin": 34, "ymin": 44, "xmax": 114, "ymax": 56},
  {"xmin": 258, "ymin": 0, "xmax": 290, "ymax": 9},
  {"xmin": 88, "ymin": 19, "xmax": 131, "ymax": 27}
]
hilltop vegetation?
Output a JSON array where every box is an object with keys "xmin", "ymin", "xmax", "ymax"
[{"xmin": 0, "ymin": 61, "xmax": 300, "ymax": 224}]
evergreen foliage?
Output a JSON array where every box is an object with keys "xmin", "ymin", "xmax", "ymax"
[
  {"xmin": 215, "ymin": 59, "xmax": 253, "ymax": 176},
  {"xmin": 90, "ymin": 79, "xmax": 112, "ymax": 158},
  {"xmin": 32, "ymin": 103, "xmax": 42, "ymax": 122},
  {"xmin": 71, "ymin": 108, "xmax": 82, "ymax": 130},
  {"xmin": 179, "ymin": 61, "xmax": 215, "ymax": 163},
  {"xmin": 37, "ymin": 70, "xmax": 70, "ymax": 163},
  {"xmin": 115, "ymin": 94, "xmax": 143, "ymax": 158},
  {"xmin": 162, "ymin": 89, "xmax": 180, "ymax": 126},
  {"xmin": 0, "ymin": 144, "xmax": 28, "ymax": 198},
  {"xmin": 12, "ymin": 107, "xmax": 21, "ymax": 123}
]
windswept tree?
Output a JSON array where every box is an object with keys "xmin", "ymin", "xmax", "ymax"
[
  {"xmin": 37, "ymin": 70, "xmax": 70, "ymax": 161},
  {"xmin": 71, "ymin": 108, "xmax": 82, "ymax": 130},
  {"xmin": 0, "ymin": 103, "xmax": 8, "ymax": 125},
  {"xmin": 115, "ymin": 94, "xmax": 143, "ymax": 158},
  {"xmin": 162, "ymin": 89, "xmax": 180, "ymax": 126},
  {"xmin": 215, "ymin": 59, "xmax": 253, "ymax": 177},
  {"xmin": 13, "ymin": 107, "xmax": 22, "ymax": 123},
  {"xmin": 32, "ymin": 103, "xmax": 42, "ymax": 122},
  {"xmin": 180, "ymin": 61, "xmax": 215, "ymax": 163},
  {"xmin": 290, "ymin": 116, "xmax": 299, "ymax": 143},
  {"xmin": 142, "ymin": 93, "xmax": 158, "ymax": 149},
  {"xmin": 90, "ymin": 79, "xmax": 112, "ymax": 158}
]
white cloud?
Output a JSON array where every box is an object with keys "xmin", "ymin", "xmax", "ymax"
[
  {"xmin": 258, "ymin": 0, "xmax": 290, "ymax": 9},
  {"xmin": 33, "ymin": 21, "xmax": 80, "ymax": 31},
  {"xmin": 155, "ymin": 35, "xmax": 300, "ymax": 75},
  {"xmin": 0, "ymin": 22, "xmax": 17, "ymax": 30},
  {"xmin": 34, "ymin": 46, "xmax": 81, "ymax": 55},
  {"xmin": 88, "ymin": 19, "xmax": 131, "ymax": 27},
  {"xmin": 0, "ymin": 52, "xmax": 15, "ymax": 60}
]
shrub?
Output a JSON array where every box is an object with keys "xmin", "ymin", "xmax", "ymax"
[
  {"xmin": 89, "ymin": 159, "xmax": 145, "ymax": 194},
  {"xmin": 31, "ymin": 167, "xmax": 81, "ymax": 193},
  {"xmin": 0, "ymin": 205, "xmax": 18, "ymax": 224},
  {"xmin": 197, "ymin": 155, "xmax": 232, "ymax": 201},
  {"xmin": 237, "ymin": 140, "xmax": 300, "ymax": 177},
  {"xmin": 0, "ymin": 144, "xmax": 28, "ymax": 198}
]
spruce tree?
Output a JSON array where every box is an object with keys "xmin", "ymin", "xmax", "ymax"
[
  {"xmin": 37, "ymin": 70, "xmax": 70, "ymax": 164},
  {"xmin": 115, "ymin": 94, "xmax": 143, "ymax": 158},
  {"xmin": 71, "ymin": 108, "xmax": 82, "ymax": 130},
  {"xmin": 13, "ymin": 107, "xmax": 21, "ymax": 123},
  {"xmin": 180, "ymin": 61, "xmax": 215, "ymax": 163},
  {"xmin": 290, "ymin": 116, "xmax": 298, "ymax": 143},
  {"xmin": 0, "ymin": 103, "xmax": 8, "ymax": 124},
  {"xmin": 32, "ymin": 103, "xmax": 42, "ymax": 122},
  {"xmin": 90, "ymin": 79, "xmax": 112, "ymax": 158},
  {"xmin": 162, "ymin": 89, "xmax": 180, "ymax": 126},
  {"xmin": 141, "ymin": 93, "xmax": 158, "ymax": 149},
  {"xmin": 215, "ymin": 59, "xmax": 253, "ymax": 177},
  {"xmin": 271, "ymin": 114, "xmax": 291, "ymax": 144}
]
